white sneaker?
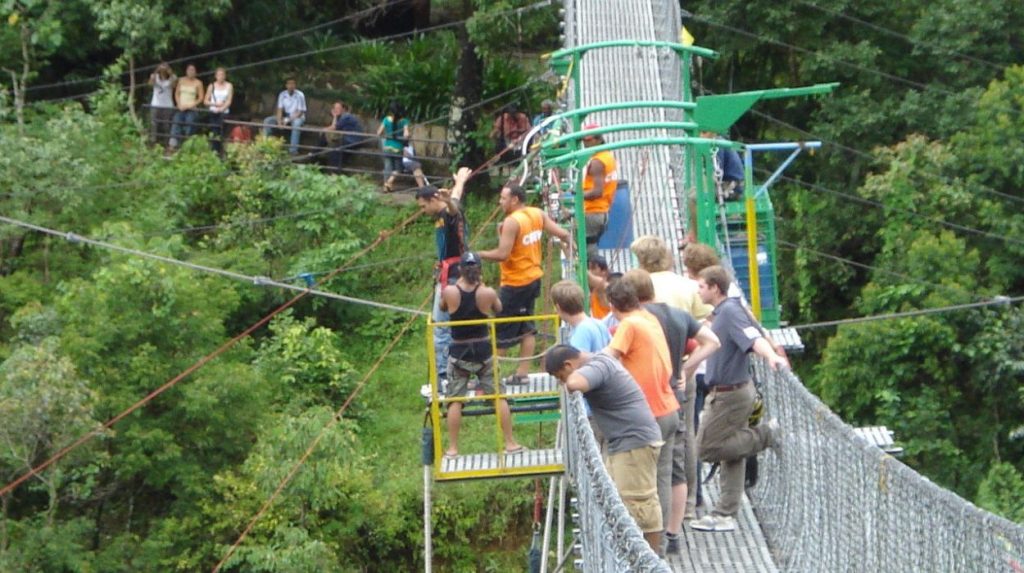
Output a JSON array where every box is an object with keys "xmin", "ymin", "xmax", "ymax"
[{"xmin": 690, "ymin": 514, "xmax": 736, "ymax": 532}]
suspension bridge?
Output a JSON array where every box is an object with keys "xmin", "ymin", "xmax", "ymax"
[{"xmin": 422, "ymin": 0, "xmax": 1024, "ymax": 571}]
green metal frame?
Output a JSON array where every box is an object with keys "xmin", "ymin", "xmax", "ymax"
[{"xmin": 538, "ymin": 37, "xmax": 836, "ymax": 324}]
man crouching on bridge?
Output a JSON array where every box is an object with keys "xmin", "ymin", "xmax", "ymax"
[
  {"xmin": 691, "ymin": 265, "xmax": 786, "ymax": 532},
  {"xmin": 545, "ymin": 345, "xmax": 665, "ymax": 552}
]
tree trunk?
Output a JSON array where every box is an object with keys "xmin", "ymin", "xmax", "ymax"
[
  {"xmin": 448, "ymin": 0, "xmax": 488, "ymax": 185},
  {"xmin": 1, "ymin": 492, "xmax": 8, "ymax": 552},
  {"xmin": 411, "ymin": 0, "xmax": 431, "ymax": 29},
  {"xmin": 128, "ymin": 53, "xmax": 139, "ymax": 124}
]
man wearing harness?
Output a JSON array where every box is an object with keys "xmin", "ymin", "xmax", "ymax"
[
  {"xmin": 417, "ymin": 168, "xmax": 472, "ymax": 387},
  {"xmin": 691, "ymin": 265, "xmax": 786, "ymax": 532},
  {"xmin": 479, "ymin": 181, "xmax": 572, "ymax": 385},
  {"xmin": 440, "ymin": 252, "xmax": 523, "ymax": 458}
]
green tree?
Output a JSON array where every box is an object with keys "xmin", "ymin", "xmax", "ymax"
[
  {"xmin": 0, "ymin": 0, "xmax": 65, "ymax": 130},
  {"xmin": 86, "ymin": 0, "xmax": 230, "ymax": 117}
]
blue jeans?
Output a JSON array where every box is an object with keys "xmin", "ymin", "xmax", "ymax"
[
  {"xmin": 263, "ymin": 115, "xmax": 305, "ymax": 154},
  {"xmin": 432, "ymin": 282, "xmax": 451, "ymax": 378},
  {"xmin": 169, "ymin": 109, "xmax": 198, "ymax": 146}
]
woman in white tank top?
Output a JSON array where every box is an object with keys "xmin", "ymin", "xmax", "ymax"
[{"xmin": 204, "ymin": 67, "xmax": 233, "ymax": 153}]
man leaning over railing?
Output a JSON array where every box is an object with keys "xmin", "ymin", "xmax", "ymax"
[{"xmin": 545, "ymin": 344, "xmax": 664, "ymax": 553}]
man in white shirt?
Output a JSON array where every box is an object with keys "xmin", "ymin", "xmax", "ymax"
[{"xmin": 262, "ymin": 78, "xmax": 307, "ymax": 154}]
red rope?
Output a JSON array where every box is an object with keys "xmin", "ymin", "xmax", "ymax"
[
  {"xmin": 211, "ymin": 152, "xmax": 516, "ymax": 570},
  {"xmin": 212, "ymin": 290, "xmax": 433, "ymax": 572},
  {"xmin": 0, "ymin": 209, "xmax": 423, "ymax": 499}
]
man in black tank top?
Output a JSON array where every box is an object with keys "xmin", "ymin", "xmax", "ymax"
[{"xmin": 440, "ymin": 252, "xmax": 524, "ymax": 458}]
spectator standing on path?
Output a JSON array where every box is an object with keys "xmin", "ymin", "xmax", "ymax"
[
  {"xmin": 621, "ymin": 269, "xmax": 720, "ymax": 554},
  {"xmin": 440, "ymin": 252, "xmax": 523, "ymax": 458},
  {"xmin": 691, "ymin": 265, "xmax": 787, "ymax": 533},
  {"xmin": 532, "ymin": 99, "xmax": 555, "ymax": 135},
  {"xmin": 168, "ymin": 64, "xmax": 204, "ymax": 150},
  {"xmin": 545, "ymin": 345, "xmax": 664, "ymax": 552},
  {"xmin": 319, "ymin": 101, "xmax": 365, "ymax": 172},
  {"xmin": 148, "ymin": 62, "xmax": 176, "ymax": 144},
  {"xmin": 581, "ymin": 123, "xmax": 618, "ymax": 245},
  {"xmin": 377, "ymin": 101, "xmax": 411, "ymax": 192},
  {"xmin": 416, "ymin": 167, "xmax": 472, "ymax": 388},
  {"xmin": 489, "ymin": 104, "xmax": 531, "ymax": 163},
  {"xmin": 603, "ymin": 279, "xmax": 678, "ymax": 555},
  {"xmin": 204, "ymin": 67, "xmax": 233, "ymax": 154},
  {"xmin": 262, "ymin": 78, "xmax": 307, "ymax": 155},
  {"xmin": 478, "ymin": 182, "xmax": 572, "ymax": 386}
]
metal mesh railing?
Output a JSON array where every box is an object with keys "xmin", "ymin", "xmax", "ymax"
[
  {"xmin": 749, "ymin": 359, "xmax": 1024, "ymax": 572},
  {"xmin": 563, "ymin": 391, "xmax": 670, "ymax": 572}
]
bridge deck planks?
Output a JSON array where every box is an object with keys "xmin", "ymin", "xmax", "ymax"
[{"xmin": 666, "ymin": 469, "xmax": 779, "ymax": 573}]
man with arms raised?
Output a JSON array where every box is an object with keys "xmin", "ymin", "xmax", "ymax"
[{"xmin": 417, "ymin": 168, "xmax": 472, "ymax": 388}]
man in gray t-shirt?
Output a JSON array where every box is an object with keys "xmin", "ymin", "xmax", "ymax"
[
  {"xmin": 692, "ymin": 265, "xmax": 787, "ymax": 533},
  {"xmin": 545, "ymin": 345, "xmax": 664, "ymax": 551}
]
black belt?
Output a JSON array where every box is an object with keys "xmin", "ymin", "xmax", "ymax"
[{"xmin": 709, "ymin": 380, "xmax": 750, "ymax": 393}]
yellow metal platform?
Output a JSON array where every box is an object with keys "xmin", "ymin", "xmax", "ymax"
[{"xmin": 437, "ymin": 447, "xmax": 563, "ymax": 481}]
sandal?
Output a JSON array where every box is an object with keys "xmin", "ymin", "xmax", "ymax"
[
  {"xmin": 443, "ymin": 451, "xmax": 459, "ymax": 460},
  {"xmin": 504, "ymin": 445, "xmax": 528, "ymax": 455}
]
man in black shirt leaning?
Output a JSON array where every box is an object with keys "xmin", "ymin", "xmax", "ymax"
[
  {"xmin": 417, "ymin": 167, "xmax": 471, "ymax": 388},
  {"xmin": 622, "ymin": 268, "xmax": 720, "ymax": 552}
]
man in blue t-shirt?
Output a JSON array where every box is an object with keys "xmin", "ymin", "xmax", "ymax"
[
  {"xmin": 416, "ymin": 168, "xmax": 472, "ymax": 386},
  {"xmin": 550, "ymin": 280, "xmax": 611, "ymax": 353}
]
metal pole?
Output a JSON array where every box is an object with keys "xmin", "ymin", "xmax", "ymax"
[
  {"xmin": 744, "ymin": 147, "xmax": 762, "ymax": 320},
  {"xmin": 423, "ymin": 465, "xmax": 432, "ymax": 573},
  {"xmin": 541, "ymin": 475, "xmax": 558, "ymax": 572},
  {"xmin": 557, "ymin": 473, "xmax": 567, "ymax": 569}
]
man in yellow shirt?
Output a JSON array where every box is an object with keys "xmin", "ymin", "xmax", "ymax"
[{"xmin": 581, "ymin": 123, "xmax": 618, "ymax": 245}]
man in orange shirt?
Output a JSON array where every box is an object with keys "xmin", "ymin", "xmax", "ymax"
[
  {"xmin": 479, "ymin": 182, "xmax": 572, "ymax": 384},
  {"xmin": 581, "ymin": 123, "xmax": 618, "ymax": 245},
  {"xmin": 604, "ymin": 279, "xmax": 679, "ymax": 554}
]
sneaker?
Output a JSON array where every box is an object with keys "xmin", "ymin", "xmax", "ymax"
[
  {"xmin": 766, "ymin": 418, "xmax": 783, "ymax": 457},
  {"xmin": 664, "ymin": 532, "xmax": 680, "ymax": 554},
  {"xmin": 690, "ymin": 514, "xmax": 736, "ymax": 532}
]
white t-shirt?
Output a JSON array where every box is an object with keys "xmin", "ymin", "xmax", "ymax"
[
  {"xmin": 276, "ymin": 89, "xmax": 307, "ymax": 117},
  {"xmin": 151, "ymin": 75, "xmax": 175, "ymax": 108}
]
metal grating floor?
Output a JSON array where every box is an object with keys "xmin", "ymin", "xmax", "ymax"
[{"xmin": 666, "ymin": 467, "xmax": 779, "ymax": 573}]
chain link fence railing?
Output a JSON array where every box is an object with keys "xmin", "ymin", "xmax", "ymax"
[
  {"xmin": 750, "ymin": 359, "xmax": 1024, "ymax": 572},
  {"xmin": 563, "ymin": 391, "xmax": 670, "ymax": 572}
]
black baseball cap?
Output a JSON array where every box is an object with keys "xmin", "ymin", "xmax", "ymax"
[{"xmin": 461, "ymin": 251, "xmax": 481, "ymax": 266}]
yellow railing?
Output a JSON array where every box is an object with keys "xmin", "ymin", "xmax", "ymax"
[{"xmin": 426, "ymin": 313, "xmax": 564, "ymax": 480}]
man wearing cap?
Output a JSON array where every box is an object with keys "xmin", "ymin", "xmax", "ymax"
[
  {"xmin": 479, "ymin": 181, "xmax": 572, "ymax": 385},
  {"xmin": 440, "ymin": 251, "xmax": 524, "ymax": 457},
  {"xmin": 581, "ymin": 123, "xmax": 618, "ymax": 245},
  {"xmin": 417, "ymin": 167, "xmax": 472, "ymax": 385}
]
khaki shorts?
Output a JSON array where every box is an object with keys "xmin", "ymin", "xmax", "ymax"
[
  {"xmin": 446, "ymin": 356, "xmax": 495, "ymax": 397},
  {"xmin": 605, "ymin": 444, "xmax": 663, "ymax": 533}
]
